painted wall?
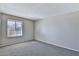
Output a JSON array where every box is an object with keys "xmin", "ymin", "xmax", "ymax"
[
  {"xmin": 35, "ymin": 11, "xmax": 79, "ymax": 52},
  {"xmin": 0, "ymin": 14, "xmax": 2, "ymax": 45},
  {"xmin": 0, "ymin": 13, "xmax": 34, "ymax": 46}
]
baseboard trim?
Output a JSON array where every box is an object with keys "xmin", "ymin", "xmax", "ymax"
[
  {"xmin": 0, "ymin": 40, "xmax": 34, "ymax": 48},
  {"xmin": 35, "ymin": 40, "xmax": 79, "ymax": 53}
]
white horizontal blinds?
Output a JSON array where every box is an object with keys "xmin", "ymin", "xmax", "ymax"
[
  {"xmin": 7, "ymin": 19, "xmax": 23, "ymax": 37},
  {"xmin": 15, "ymin": 21, "xmax": 23, "ymax": 36},
  {"xmin": 7, "ymin": 20, "xmax": 16, "ymax": 37}
]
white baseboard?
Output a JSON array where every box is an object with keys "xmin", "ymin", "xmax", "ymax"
[{"xmin": 36, "ymin": 39, "xmax": 79, "ymax": 52}]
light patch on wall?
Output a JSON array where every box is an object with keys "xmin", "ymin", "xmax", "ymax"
[{"xmin": 7, "ymin": 19, "xmax": 23, "ymax": 37}]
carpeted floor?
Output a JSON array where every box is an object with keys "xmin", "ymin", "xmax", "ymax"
[{"xmin": 0, "ymin": 41, "xmax": 79, "ymax": 56}]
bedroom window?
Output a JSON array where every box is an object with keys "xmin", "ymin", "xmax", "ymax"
[{"xmin": 7, "ymin": 19, "xmax": 23, "ymax": 37}]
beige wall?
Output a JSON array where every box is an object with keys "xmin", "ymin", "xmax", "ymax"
[
  {"xmin": 0, "ymin": 14, "xmax": 2, "ymax": 45},
  {"xmin": 0, "ymin": 13, "xmax": 34, "ymax": 46},
  {"xmin": 35, "ymin": 11, "xmax": 79, "ymax": 52}
]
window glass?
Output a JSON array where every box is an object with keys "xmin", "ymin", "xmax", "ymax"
[{"xmin": 7, "ymin": 19, "xmax": 23, "ymax": 37}]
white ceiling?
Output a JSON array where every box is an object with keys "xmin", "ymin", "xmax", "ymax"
[{"xmin": 0, "ymin": 3, "xmax": 79, "ymax": 20}]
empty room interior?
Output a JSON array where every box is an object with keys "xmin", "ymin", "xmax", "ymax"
[{"xmin": 0, "ymin": 3, "xmax": 79, "ymax": 56}]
